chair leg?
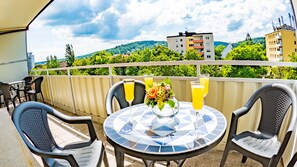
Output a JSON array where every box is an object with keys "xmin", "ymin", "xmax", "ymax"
[
  {"xmin": 220, "ymin": 145, "xmax": 231, "ymax": 167},
  {"xmin": 28, "ymin": 94, "xmax": 31, "ymax": 101},
  {"xmin": 103, "ymin": 149, "xmax": 109, "ymax": 167},
  {"xmin": 241, "ymin": 155, "xmax": 247, "ymax": 163},
  {"xmin": 34, "ymin": 94, "xmax": 37, "ymax": 101}
]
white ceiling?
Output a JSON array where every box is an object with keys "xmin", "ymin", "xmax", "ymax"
[{"xmin": 0, "ymin": 0, "xmax": 53, "ymax": 35}]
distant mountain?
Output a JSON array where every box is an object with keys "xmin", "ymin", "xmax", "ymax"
[
  {"xmin": 232, "ymin": 37, "xmax": 265, "ymax": 48},
  {"xmin": 75, "ymin": 40, "xmax": 167, "ymax": 59},
  {"xmin": 106, "ymin": 40, "xmax": 167, "ymax": 54},
  {"xmin": 35, "ymin": 40, "xmax": 249, "ymax": 64},
  {"xmin": 214, "ymin": 41, "xmax": 228, "ymax": 47}
]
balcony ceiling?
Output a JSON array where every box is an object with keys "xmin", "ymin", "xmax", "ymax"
[{"xmin": 0, "ymin": 0, "xmax": 53, "ymax": 35}]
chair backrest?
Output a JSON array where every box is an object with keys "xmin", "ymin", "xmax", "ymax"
[
  {"xmin": 32, "ymin": 77, "xmax": 44, "ymax": 93},
  {"xmin": 246, "ymin": 84, "xmax": 296, "ymax": 137},
  {"xmin": 105, "ymin": 80, "xmax": 145, "ymax": 115},
  {"xmin": 0, "ymin": 82, "xmax": 12, "ymax": 100},
  {"xmin": 23, "ymin": 76, "xmax": 33, "ymax": 85},
  {"xmin": 12, "ymin": 101, "xmax": 58, "ymax": 152}
]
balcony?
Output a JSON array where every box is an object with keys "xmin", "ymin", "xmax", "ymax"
[
  {"xmin": 193, "ymin": 39, "xmax": 203, "ymax": 43},
  {"xmin": 29, "ymin": 60, "xmax": 297, "ymax": 166},
  {"xmin": 277, "ymin": 49, "xmax": 283, "ymax": 54},
  {"xmin": 276, "ymin": 41, "xmax": 282, "ymax": 47},
  {"xmin": 193, "ymin": 45, "xmax": 204, "ymax": 49},
  {"xmin": 276, "ymin": 34, "xmax": 282, "ymax": 39}
]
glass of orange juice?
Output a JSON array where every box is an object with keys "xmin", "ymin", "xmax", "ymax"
[
  {"xmin": 191, "ymin": 81, "xmax": 205, "ymax": 131},
  {"xmin": 124, "ymin": 79, "xmax": 135, "ymax": 122},
  {"xmin": 199, "ymin": 73, "xmax": 210, "ymax": 97},
  {"xmin": 144, "ymin": 74, "xmax": 154, "ymax": 92}
]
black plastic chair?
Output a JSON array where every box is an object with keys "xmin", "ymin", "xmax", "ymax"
[
  {"xmin": 105, "ymin": 80, "xmax": 146, "ymax": 116},
  {"xmin": 288, "ymin": 152, "xmax": 297, "ymax": 167},
  {"xmin": 220, "ymin": 83, "xmax": 297, "ymax": 167},
  {"xmin": 17, "ymin": 76, "xmax": 33, "ymax": 101},
  {"xmin": 12, "ymin": 101, "xmax": 109, "ymax": 167},
  {"xmin": 0, "ymin": 82, "xmax": 18, "ymax": 111},
  {"xmin": 27, "ymin": 76, "xmax": 44, "ymax": 102}
]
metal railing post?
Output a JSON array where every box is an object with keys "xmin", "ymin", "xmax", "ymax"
[
  {"xmin": 109, "ymin": 67, "xmax": 113, "ymax": 86},
  {"xmin": 46, "ymin": 70, "xmax": 54, "ymax": 105},
  {"xmin": 196, "ymin": 63, "xmax": 201, "ymax": 78},
  {"xmin": 68, "ymin": 69, "xmax": 77, "ymax": 114}
]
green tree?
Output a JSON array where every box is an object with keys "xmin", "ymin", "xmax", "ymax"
[
  {"xmin": 46, "ymin": 55, "xmax": 63, "ymax": 75},
  {"xmin": 222, "ymin": 43, "xmax": 267, "ymax": 78},
  {"xmin": 214, "ymin": 45, "xmax": 226, "ymax": 60},
  {"xmin": 88, "ymin": 51, "xmax": 112, "ymax": 75},
  {"xmin": 65, "ymin": 44, "xmax": 75, "ymax": 67},
  {"xmin": 184, "ymin": 49, "xmax": 203, "ymax": 60}
]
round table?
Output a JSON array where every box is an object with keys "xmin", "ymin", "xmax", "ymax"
[{"xmin": 103, "ymin": 102, "xmax": 226, "ymax": 167}]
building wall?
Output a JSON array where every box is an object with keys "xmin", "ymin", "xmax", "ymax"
[
  {"xmin": 167, "ymin": 32, "xmax": 215, "ymax": 60},
  {"xmin": 281, "ymin": 30, "xmax": 297, "ymax": 61},
  {"xmin": 167, "ymin": 36, "xmax": 186, "ymax": 54},
  {"xmin": 203, "ymin": 34, "xmax": 215, "ymax": 60},
  {"xmin": 0, "ymin": 32, "xmax": 28, "ymax": 82},
  {"xmin": 265, "ymin": 29, "xmax": 297, "ymax": 61}
]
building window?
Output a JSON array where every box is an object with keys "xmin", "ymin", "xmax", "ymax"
[
  {"xmin": 176, "ymin": 39, "xmax": 178, "ymax": 42},
  {"xmin": 180, "ymin": 39, "xmax": 183, "ymax": 42},
  {"xmin": 176, "ymin": 45, "xmax": 178, "ymax": 48},
  {"xmin": 189, "ymin": 38, "xmax": 193, "ymax": 41},
  {"xmin": 189, "ymin": 44, "xmax": 194, "ymax": 47},
  {"xmin": 206, "ymin": 49, "xmax": 211, "ymax": 52},
  {"xmin": 207, "ymin": 55, "xmax": 211, "ymax": 58},
  {"xmin": 181, "ymin": 44, "xmax": 183, "ymax": 47},
  {"xmin": 205, "ymin": 36, "xmax": 210, "ymax": 40},
  {"xmin": 294, "ymin": 41, "xmax": 296, "ymax": 45}
]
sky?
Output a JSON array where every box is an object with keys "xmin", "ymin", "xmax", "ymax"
[{"xmin": 27, "ymin": 0, "xmax": 294, "ymax": 62}]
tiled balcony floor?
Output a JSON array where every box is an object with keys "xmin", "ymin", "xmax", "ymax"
[{"xmin": 44, "ymin": 113, "xmax": 283, "ymax": 167}]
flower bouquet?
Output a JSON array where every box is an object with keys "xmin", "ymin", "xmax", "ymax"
[{"xmin": 144, "ymin": 78, "xmax": 179, "ymax": 119}]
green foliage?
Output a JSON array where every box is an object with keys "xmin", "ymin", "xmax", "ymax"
[
  {"xmin": 214, "ymin": 45, "xmax": 226, "ymax": 60},
  {"xmin": 105, "ymin": 40, "xmax": 167, "ymax": 55},
  {"xmin": 232, "ymin": 37, "xmax": 265, "ymax": 48},
  {"xmin": 34, "ymin": 39, "xmax": 296, "ymax": 79},
  {"xmin": 65, "ymin": 44, "xmax": 75, "ymax": 67},
  {"xmin": 184, "ymin": 49, "xmax": 203, "ymax": 60},
  {"xmin": 222, "ymin": 43, "xmax": 267, "ymax": 78}
]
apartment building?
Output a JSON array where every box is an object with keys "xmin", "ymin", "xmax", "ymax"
[
  {"xmin": 167, "ymin": 31, "xmax": 215, "ymax": 60},
  {"xmin": 265, "ymin": 24, "xmax": 297, "ymax": 61}
]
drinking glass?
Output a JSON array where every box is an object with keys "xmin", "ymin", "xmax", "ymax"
[
  {"xmin": 199, "ymin": 73, "xmax": 210, "ymax": 98},
  {"xmin": 143, "ymin": 74, "xmax": 154, "ymax": 118},
  {"xmin": 144, "ymin": 74, "xmax": 154, "ymax": 91},
  {"xmin": 191, "ymin": 81, "xmax": 205, "ymax": 131},
  {"xmin": 123, "ymin": 79, "xmax": 135, "ymax": 123}
]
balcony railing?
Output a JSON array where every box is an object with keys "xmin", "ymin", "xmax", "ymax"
[{"xmin": 31, "ymin": 60, "xmax": 297, "ymax": 166}]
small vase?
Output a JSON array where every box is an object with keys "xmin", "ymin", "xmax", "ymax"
[{"xmin": 150, "ymin": 98, "xmax": 179, "ymax": 130}]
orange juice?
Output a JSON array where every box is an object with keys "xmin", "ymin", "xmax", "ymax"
[
  {"xmin": 199, "ymin": 77, "xmax": 209, "ymax": 97},
  {"xmin": 124, "ymin": 82, "xmax": 135, "ymax": 103},
  {"xmin": 144, "ymin": 77, "xmax": 153, "ymax": 91},
  {"xmin": 191, "ymin": 85, "xmax": 204, "ymax": 110}
]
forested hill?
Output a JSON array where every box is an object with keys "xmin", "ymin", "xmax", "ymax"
[
  {"xmin": 232, "ymin": 37, "xmax": 265, "ymax": 48},
  {"xmin": 76, "ymin": 40, "xmax": 228, "ymax": 59},
  {"xmin": 106, "ymin": 40, "xmax": 167, "ymax": 54}
]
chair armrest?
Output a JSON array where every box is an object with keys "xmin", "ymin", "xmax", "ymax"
[
  {"xmin": 227, "ymin": 107, "xmax": 249, "ymax": 142},
  {"xmin": 28, "ymin": 144, "xmax": 79, "ymax": 166},
  {"xmin": 51, "ymin": 110, "xmax": 97, "ymax": 141}
]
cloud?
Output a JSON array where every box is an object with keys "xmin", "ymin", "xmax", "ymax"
[
  {"xmin": 227, "ymin": 20, "xmax": 244, "ymax": 32},
  {"xmin": 44, "ymin": 1, "xmax": 94, "ymax": 26},
  {"xmin": 28, "ymin": 0, "xmax": 294, "ymax": 61}
]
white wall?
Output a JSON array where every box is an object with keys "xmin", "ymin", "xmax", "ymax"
[{"xmin": 0, "ymin": 31, "xmax": 28, "ymax": 82}]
